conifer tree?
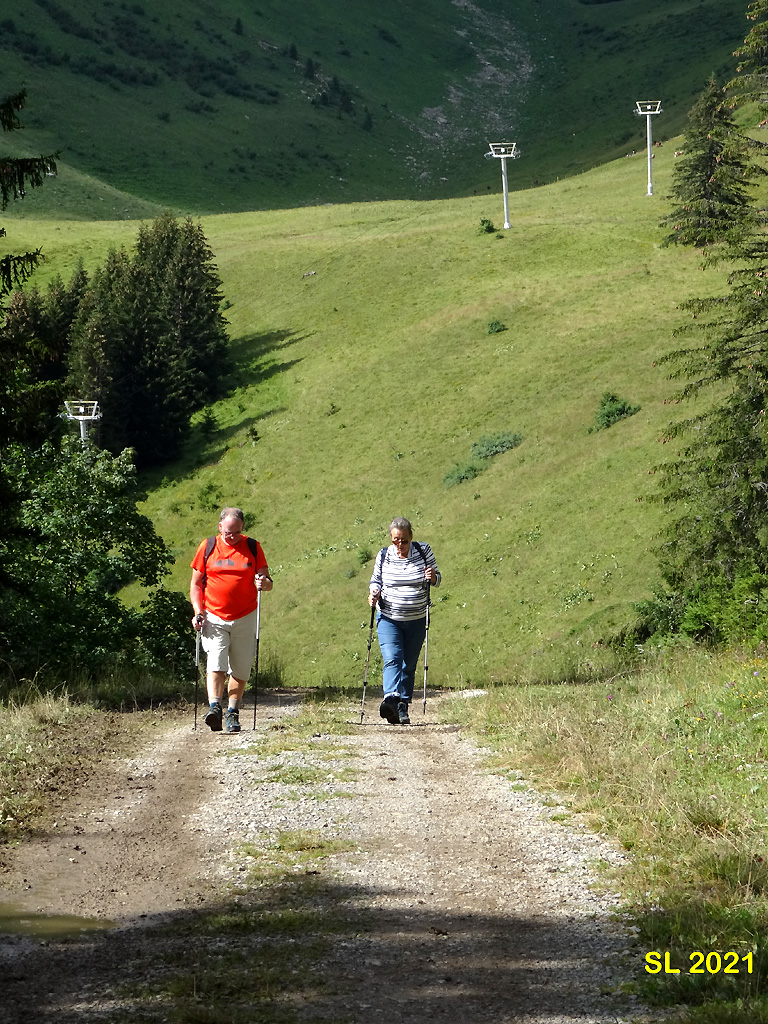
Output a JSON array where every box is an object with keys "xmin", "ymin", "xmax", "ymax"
[
  {"xmin": 660, "ymin": 77, "xmax": 763, "ymax": 248},
  {"xmin": 651, "ymin": 5, "xmax": 768, "ymax": 640},
  {"xmin": 67, "ymin": 215, "xmax": 230, "ymax": 466},
  {"xmin": 0, "ymin": 91, "xmax": 57, "ymax": 299},
  {"xmin": 730, "ymin": 0, "xmax": 768, "ymax": 106},
  {"xmin": 657, "ymin": 186, "xmax": 768, "ymax": 637}
]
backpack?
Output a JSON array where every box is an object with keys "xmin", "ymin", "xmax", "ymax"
[{"xmin": 201, "ymin": 535, "xmax": 259, "ymax": 591}]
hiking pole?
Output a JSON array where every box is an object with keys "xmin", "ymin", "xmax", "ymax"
[
  {"xmin": 422, "ymin": 583, "xmax": 431, "ymax": 715},
  {"xmin": 194, "ymin": 614, "xmax": 203, "ymax": 731},
  {"xmin": 252, "ymin": 597, "xmax": 262, "ymax": 731},
  {"xmin": 360, "ymin": 599, "xmax": 377, "ymax": 724}
]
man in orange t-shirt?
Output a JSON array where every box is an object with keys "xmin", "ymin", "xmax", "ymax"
[{"xmin": 190, "ymin": 507, "xmax": 273, "ymax": 733}]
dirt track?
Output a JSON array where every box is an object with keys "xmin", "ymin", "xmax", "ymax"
[{"xmin": 0, "ymin": 692, "xmax": 645, "ymax": 1023}]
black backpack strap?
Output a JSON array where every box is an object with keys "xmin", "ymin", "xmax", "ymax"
[
  {"xmin": 246, "ymin": 537, "xmax": 272, "ymax": 580},
  {"xmin": 412, "ymin": 541, "xmax": 432, "ymax": 604},
  {"xmin": 201, "ymin": 536, "xmax": 216, "ymax": 590},
  {"xmin": 412, "ymin": 540, "xmax": 428, "ymax": 567},
  {"xmin": 374, "ymin": 547, "xmax": 388, "ymax": 611}
]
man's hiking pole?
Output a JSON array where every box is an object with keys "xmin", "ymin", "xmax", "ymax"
[
  {"xmin": 252, "ymin": 597, "xmax": 262, "ymax": 731},
  {"xmin": 360, "ymin": 600, "xmax": 376, "ymax": 724},
  {"xmin": 422, "ymin": 583, "xmax": 431, "ymax": 715},
  {"xmin": 194, "ymin": 615, "xmax": 203, "ymax": 731}
]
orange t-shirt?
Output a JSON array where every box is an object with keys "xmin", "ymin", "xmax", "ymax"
[{"xmin": 191, "ymin": 535, "xmax": 268, "ymax": 621}]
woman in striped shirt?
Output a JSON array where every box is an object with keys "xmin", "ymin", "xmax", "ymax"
[{"xmin": 368, "ymin": 517, "xmax": 441, "ymax": 725}]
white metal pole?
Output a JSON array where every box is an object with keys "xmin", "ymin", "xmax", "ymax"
[
  {"xmin": 501, "ymin": 156, "xmax": 511, "ymax": 229},
  {"xmin": 646, "ymin": 112, "xmax": 653, "ymax": 196}
]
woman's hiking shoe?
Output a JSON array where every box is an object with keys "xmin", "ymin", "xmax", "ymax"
[
  {"xmin": 379, "ymin": 695, "xmax": 399, "ymax": 725},
  {"xmin": 225, "ymin": 707, "xmax": 241, "ymax": 733},
  {"xmin": 398, "ymin": 702, "xmax": 411, "ymax": 725},
  {"xmin": 205, "ymin": 702, "xmax": 223, "ymax": 731}
]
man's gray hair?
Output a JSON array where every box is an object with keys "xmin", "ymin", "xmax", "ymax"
[
  {"xmin": 220, "ymin": 506, "xmax": 245, "ymax": 523},
  {"xmin": 389, "ymin": 517, "xmax": 412, "ymax": 536}
]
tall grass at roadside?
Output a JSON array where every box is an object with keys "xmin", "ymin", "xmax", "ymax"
[
  {"xmin": 0, "ymin": 664, "xmax": 195, "ymax": 710},
  {"xmin": 0, "ymin": 694, "xmax": 153, "ymax": 840},
  {"xmin": 440, "ymin": 645, "xmax": 768, "ymax": 1019}
]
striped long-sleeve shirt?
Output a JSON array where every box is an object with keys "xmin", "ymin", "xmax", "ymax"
[{"xmin": 369, "ymin": 541, "xmax": 441, "ymax": 621}]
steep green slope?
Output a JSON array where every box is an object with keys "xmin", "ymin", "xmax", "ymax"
[
  {"xmin": 0, "ymin": 0, "xmax": 746, "ymax": 216},
  {"xmin": 7, "ymin": 141, "xmax": 729, "ymax": 688}
]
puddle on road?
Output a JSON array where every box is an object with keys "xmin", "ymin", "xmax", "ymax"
[{"xmin": 0, "ymin": 903, "xmax": 115, "ymax": 939}]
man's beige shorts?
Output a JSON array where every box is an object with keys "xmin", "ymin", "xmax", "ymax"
[{"xmin": 201, "ymin": 609, "xmax": 258, "ymax": 681}]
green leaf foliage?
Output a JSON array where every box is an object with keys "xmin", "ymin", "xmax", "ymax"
[{"xmin": 0, "ymin": 436, "xmax": 185, "ymax": 681}]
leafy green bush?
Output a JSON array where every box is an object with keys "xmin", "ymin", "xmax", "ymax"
[
  {"xmin": 487, "ymin": 320, "xmax": 507, "ymax": 334},
  {"xmin": 478, "ymin": 217, "xmax": 496, "ymax": 234},
  {"xmin": 470, "ymin": 431, "xmax": 523, "ymax": 459},
  {"xmin": 588, "ymin": 391, "xmax": 640, "ymax": 432},
  {"xmin": 443, "ymin": 461, "xmax": 483, "ymax": 488}
]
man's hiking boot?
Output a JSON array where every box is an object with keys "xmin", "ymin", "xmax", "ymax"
[
  {"xmin": 205, "ymin": 702, "xmax": 223, "ymax": 732},
  {"xmin": 379, "ymin": 695, "xmax": 399, "ymax": 725},
  {"xmin": 398, "ymin": 701, "xmax": 411, "ymax": 726},
  {"xmin": 225, "ymin": 707, "xmax": 241, "ymax": 733}
]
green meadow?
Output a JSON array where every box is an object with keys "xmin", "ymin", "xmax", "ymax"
[
  {"xmin": 5, "ymin": 139, "xmax": 732, "ymax": 690},
  {"xmin": 0, "ymin": 0, "xmax": 746, "ymax": 216}
]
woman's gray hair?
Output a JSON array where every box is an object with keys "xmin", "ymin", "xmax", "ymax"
[
  {"xmin": 389, "ymin": 517, "xmax": 412, "ymax": 537},
  {"xmin": 220, "ymin": 507, "xmax": 245, "ymax": 523}
]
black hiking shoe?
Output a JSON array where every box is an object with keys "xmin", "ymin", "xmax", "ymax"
[
  {"xmin": 398, "ymin": 701, "xmax": 411, "ymax": 725},
  {"xmin": 379, "ymin": 696, "xmax": 399, "ymax": 725},
  {"xmin": 205, "ymin": 702, "xmax": 223, "ymax": 731},
  {"xmin": 225, "ymin": 707, "xmax": 241, "ymax": 733}
]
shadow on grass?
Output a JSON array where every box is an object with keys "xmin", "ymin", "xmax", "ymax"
[
  {"xmin": 226, "ymin": 327, "xmax": 308, "ymax": 382},
  {"xmin": 2, "ymin": 872, "xmax": 636, "ymax": 1024}
]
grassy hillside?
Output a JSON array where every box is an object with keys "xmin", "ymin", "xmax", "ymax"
[
  {"xmin": 6, "ymin": 138, "xmax": 736, "ymax": 690},
  {"xmin": 0, "ymin": 0, "xmax": 747, "ymax": 217}
]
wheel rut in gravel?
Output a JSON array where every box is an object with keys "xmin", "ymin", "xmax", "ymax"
[{"xmin": 0, "ymin": 692, "xmax": 642, "ymax": 1024}]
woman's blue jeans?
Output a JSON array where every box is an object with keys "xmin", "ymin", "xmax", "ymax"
[{"xmin": 376, "ymin": 614, "xmax": 426, "ymax": 703}]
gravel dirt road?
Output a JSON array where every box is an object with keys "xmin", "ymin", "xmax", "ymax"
[{"xmin": 0, "ymin": 691, "xmax": 646, "ymax": 1023}]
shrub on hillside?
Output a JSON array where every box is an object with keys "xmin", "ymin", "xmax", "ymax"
[
  {"xmin": 443, "ymin": 461, "xmax": 483, "ymax": 488},
  {"xmin": 470, "ymin": 431, "xmax": 523, "ymax": 459},
  {"xmin": 588, "ymin": 392, "xmax": 640, "ymax": 432},
  {"xmin": 487, "ymin": 320, "xmax": 507, "ymax": 334}
]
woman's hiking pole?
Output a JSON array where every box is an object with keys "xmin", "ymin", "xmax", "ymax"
[
  {"xmin": 252, "ymin": 597, "xmax": 262, "ymax": 731},
  {"xmin": 360, "ymin": 601, "xmax": 376, "ymax": 724},
  {"xmin": 422, "ymin": 583, "xmax": 431, "ymax": 715}
]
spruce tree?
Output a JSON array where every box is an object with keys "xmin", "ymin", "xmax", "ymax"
[
  {"xmin": 0, "ymin": 91, "xmax": 57, "ymax": 299},
  {"xmin": 651, "ymin": 5, "xmax": 768, "ymax": 640},
  {"xmin": 67, "ymin": 215, "xmax": 230, "ymax": 466},
  {"xmin": 657, "ymin": 207, "xmax": 768, "ymax": 639},
  {"xmin": 660, "ymin": 77, "xmax": 763, "ymax": 248},
  {"xmin": 730, "ymin": 0, "xmax": 768, "ymax": 106}
]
